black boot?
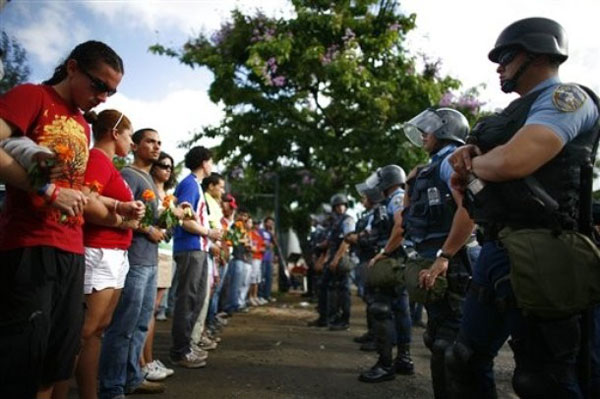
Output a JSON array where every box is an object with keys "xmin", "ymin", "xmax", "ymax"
[
  {"xmin": 353, "ymin": 332, "xmax": 373, "ymax": 343},
  {"xmin": 307, "ymin": 318, "xmax": 327, "ymax": 327},
  {"xmin": 358, "ymin": 361, "xmax": 396, "ymax": 383},
  {"xmin": 329, "ymin": 320, "xmax": 349, "ymax": 331},
  {"xmin": 360, "ymin": 340, "xmax": 377, "ymax": 351},
  {"xmin": 395, "ymin": 344, "xmax": 415, "ymax": 375}
]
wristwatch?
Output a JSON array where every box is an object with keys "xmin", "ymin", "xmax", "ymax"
[{"xmin": 436, "ymin": 249, "xmax": 452, "ymax": 260}]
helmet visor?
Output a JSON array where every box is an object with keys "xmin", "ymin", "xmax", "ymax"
[
  {"xmin": 355, "ymin": 182, "xmax": 369, "ymax": 196},
  {"xmin": 356, "ymin": 182, "xmax": 384, "ymax": 203},
  {"xmin": 364, "ymin": 171, "xmax": 380, "ymax": 189},
  {"xmin": 403, "ymin": 109, "xmax": 444, "ymax": 147}
]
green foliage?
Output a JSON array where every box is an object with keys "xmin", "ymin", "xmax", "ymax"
[
  {"xmin": 151, "ymin": 0, "xmax": 487, "ymax": 237},
  {"xmin": 0, "ymin": 31, "xmax": 31, "ymax": 94}
]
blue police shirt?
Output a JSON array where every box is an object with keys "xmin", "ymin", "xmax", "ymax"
[
  {"xmin": 526, "ymin": 76, "xmax": 599, "ymax": 143},
  {"xmin": 434, "ymin": 144, "xmax": 457, "ymax": 191},
  {"xmin": 386, "ymin": 187, "xmax": 404, "ymax": 218}
]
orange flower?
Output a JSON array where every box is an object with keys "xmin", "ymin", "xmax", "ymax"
[
  {"xmin": 86, "ymin": 180, "xmax": 103, "ymax": 193},
  {"xmin": 54, "ymin": 143, "xmax": 75, "ymax": 163},
  {"xmin": 162, "ymin": 194, "xmax": 176, "ymax": 208},
  {"xmin": 142, "ymin": 189, "xmax": 156, "ymax": 202}
]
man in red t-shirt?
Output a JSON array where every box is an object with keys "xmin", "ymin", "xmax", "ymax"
[{"xmin": 0, "ymin": 41, "xmax": 124, "ymax": 399}]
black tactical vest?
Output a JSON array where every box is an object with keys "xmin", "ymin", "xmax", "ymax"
[
  {"xmin": 369, "ymin": 204, "xmax": 393, "ymax": 250},
  {"xmin": 328, "ymin": 212, "xmax": 352, "ymax": 254},
  {"xmin": 466, "ymin": 84, "xmax": 600, "ymax": 232},
  {"xmin": 403, "ymin": 156, "xmax": 456, "ymax": 243}
]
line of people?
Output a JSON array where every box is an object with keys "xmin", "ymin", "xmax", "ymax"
[
  {"xmin": 0, "ymin": 40, "xmax": 278, "ymax": 399},
  {"xmin": 306, "ymin": 17, "xmax": 600, "ymax": 399}
]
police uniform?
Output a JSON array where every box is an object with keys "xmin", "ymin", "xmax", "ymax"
[
  {"xmin": 325, "ymin": 211, "xmax": 355, "ymax": 328},
  {"xmin": 353, "ymin": 208, "xmax": 375, "ymax": 298},
  {"xmin": 446, "ymin": 78, "xmax": 600, "ymax": 398},
  {"xmin": 361, "ymin": 187, "xmax": 414, "ymax": 379},
  {"xmin": 354, "ymin": 202, "xmax": 393, "ymax": 348},
  {"xmin": 403, "ymin": 144, "xmax": 474, "ymax": 398}
]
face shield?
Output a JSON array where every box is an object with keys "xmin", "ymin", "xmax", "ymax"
[
  {"xmin": 355, "ymin": 182, "xmax": 384, "ymax": 204},
  {"xmin": 364, "ymin": 170, "xmax": 380, "ymax": 190},
  {"xmin": 403, "ymin": 109, "xmax": 444, "ymax": 147}
]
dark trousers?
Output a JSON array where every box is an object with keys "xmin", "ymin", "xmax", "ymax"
[
  {"xmin": 452, "ymin": 241, "xmax": 590, "ymax": 398},
  {"xmin": 327, "ymin": 270, "xmax": 351, "ymax": 324},
  {"xmin": 317, "ymin": 268, "xmax": 331, "ymax": 321},
  {"xmin": 0, "ymin": 246, "xmax": 84, "ymax": 399},
  {"xmin": 373, "ymin": 286, "xmax": 412, "ymax": 366},
  {"xmin": 170, "ymin": 250, "xmax": 208, "ymax": 358}
]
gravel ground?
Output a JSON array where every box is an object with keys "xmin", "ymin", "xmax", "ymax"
[{"xmin": 69, "ymin": 291, "xmax": 519, "ymax": 398}]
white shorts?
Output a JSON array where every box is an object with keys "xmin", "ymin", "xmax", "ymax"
[
  {"xmin": 250, "ymin": 258, "xmax": 262, "ymax": 284},
  {"xmin": 84, "ymin": 247, "xmax": 130, "ymax": 294}
]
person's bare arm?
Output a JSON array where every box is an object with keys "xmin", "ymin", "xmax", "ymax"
[
  {"xmin": 420, "ymin": 188, "xmax": 475, "ymax": 289},
  {"xmin": 368, "ymin": 209, "xmax": 404, "ymax": 267},
  {"xmin": 471, "ymin": 125, "xmax": 563, "ymax": 181}
]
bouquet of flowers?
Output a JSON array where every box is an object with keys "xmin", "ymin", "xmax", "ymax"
[
  {"xmin": 157, "ymin": 194, "xmax": 179, "ymax": 229},
  {"xmin": 140, "ymin": 189, "xmax": 156, "ymax": 227},
  {"xmin": 223, "ymin": 220, "xmax": 247, "ymax": 247}
]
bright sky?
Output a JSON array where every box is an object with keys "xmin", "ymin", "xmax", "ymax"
[{"xmin": 1, "ymin": 0, "xmax": 599, "ymax": 165}]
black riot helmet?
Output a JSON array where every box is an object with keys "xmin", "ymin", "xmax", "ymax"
[
  {"xmin": 365, "ymin": 165, "xmax": 407, "ymax": 193},
  {"xmin": 489, "ymin": 18, "xmax": 568, "ymax": 93},
  {"xmin": 330, "ymin": 193, "xmax": 348, "ymax": 207},
  {"xmin": 355, "ymin": 182, "xmax": 384, "ymax": 204},
  {"xmin": 488, "ymin": 17, "xmax": 568, "ymax": 63},
  {"xmin": 403, "ymin": 108, "xmax": 469, "ymax": 147}
]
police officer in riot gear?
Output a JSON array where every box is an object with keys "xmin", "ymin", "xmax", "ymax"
[
  {"xmin": 402, "ymin": 107, "xmax": 476, "ymax": 398},
  {"xmin": 359, "ymin": 164, "xmax": 414, "ymax": 383},
  {"xmin": 348, "ymin": 182, "xmax": 388, "ymax": 350},
  {"xmin": 309, "ymin": 194, "xmax": 356, "ymax": 330},
  {"xmin": 448, "ymin": 17, "xmax": 600, "ymax": 398}
]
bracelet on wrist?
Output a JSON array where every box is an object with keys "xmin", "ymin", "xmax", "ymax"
[
  {"xmin": 47, "ymin": 185, "xmax": 60, "ymax": 204},
  {"xmin": 148, "ymin": 226, "xmax": 154, "ymax": 235}
]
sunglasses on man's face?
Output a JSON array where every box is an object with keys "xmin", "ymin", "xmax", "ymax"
[
  {"xmin": 497, "ymin": 49, "xmax": 519, "ymax": 67},
  {"xmin": 81, "ymin": 68, "xmax": 117, "ymax": 96},
  {"xmin": 155, "ymin": 163, "xmax": 173, "ymax": 171}
]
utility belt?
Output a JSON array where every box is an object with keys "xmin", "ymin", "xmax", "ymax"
[{"xmin": 404, "ymin": 244, "xmax": 472, "ymax": 305}]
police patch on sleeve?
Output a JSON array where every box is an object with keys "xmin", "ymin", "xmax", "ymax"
[
  {"xmin": 552, "ymin": 84, "xmax": 587, "ymax": 112},
  {"xmin": 391, "ymin": 195, "xmax": 403, "ymax": 210}
]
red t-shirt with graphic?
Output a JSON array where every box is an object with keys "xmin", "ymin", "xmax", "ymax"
[
  {"xmin": 0, "ymin": 84, "xmax": 90, "ymax": 254},
  {"xmin": 83, "ymin": 148, "xmax": 134, "ymax": 250}
]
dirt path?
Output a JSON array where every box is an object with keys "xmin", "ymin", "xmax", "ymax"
[{"xmin": 123, "ymin": 291, "xmax": 518, "ymax": 399}]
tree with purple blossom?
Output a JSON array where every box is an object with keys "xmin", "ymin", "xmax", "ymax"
[{"xmin": 150, "ymin": 0, "xmax": 486, "ymax": 237}]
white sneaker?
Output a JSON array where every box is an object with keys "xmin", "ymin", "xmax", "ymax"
[
  {"xmin": 199, "ymin": 335, "xmax": 218, "ymax": 351},
  {"xmin": 257, "ymin": 297, "xmax": 268, "ymax": 305},
  {"xmin": 142, "ymin": 362, "xmax": 167, "ymax": 381},
  {"xmin": 152, "ymin": 359, "xmax": 174, "ymax": 377},
  {"xmin": 249, "ymin": 297, "xmax": 259, "ymax": 306},
  {"xmin": 190, "ymin": 342, "xmax": 209, "ymax": 360}
]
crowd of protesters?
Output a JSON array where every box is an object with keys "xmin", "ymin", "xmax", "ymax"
[{"xmin": 0, "ymin": 40, "xmax": 278, "ymax": 399}]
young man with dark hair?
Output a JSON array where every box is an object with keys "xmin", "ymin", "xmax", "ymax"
[
  {"xmin": 99, "ymin": 128, "xmax": 166, "ymax": 397},
  {"xmin": 170, "ymin": 146, "xmax": 222, "ymax": 368}
]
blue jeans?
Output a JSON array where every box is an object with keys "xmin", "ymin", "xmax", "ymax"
[
  {"xmin": 259, "ymin": 258, "xmax": 273, "ymax": 299},
  {"xmin": 225, "ymin": 259, "xmax": 245, "ymax": 312},
  {"xmin": 99, "ymin": 264, "xmax": 157, "ymax": 399},
  {"xmin": 208, "ymin": 261, "xmax": 229, "ymax": 324}
]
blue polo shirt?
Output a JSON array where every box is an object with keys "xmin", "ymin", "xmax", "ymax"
[{"xmin": 173, "ymin": 173, "xmax": 201, "ymax": 253}]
